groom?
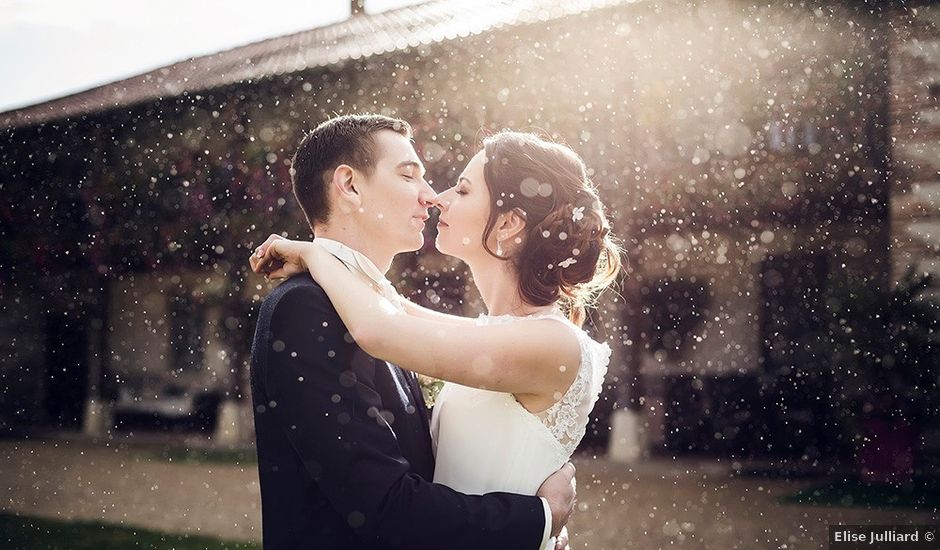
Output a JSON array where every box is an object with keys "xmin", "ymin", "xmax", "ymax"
[{"xmin": 249, "ymin": 114, "xmax": 575, "ymax": 550}]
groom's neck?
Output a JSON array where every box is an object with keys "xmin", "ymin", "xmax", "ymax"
[{"xmin": 313, "ymin": 224, "xmax": 393, "ymax": 274}]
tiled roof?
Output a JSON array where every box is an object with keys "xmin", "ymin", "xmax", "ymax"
[{"xmin": 0, "ymin": 0, "xmax": 631, "ymax": 130}]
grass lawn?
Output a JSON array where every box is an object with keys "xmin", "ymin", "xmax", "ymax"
[
  {"xmin": 780, "ymin": 475, "xmax": 940, "ymax": 510},
  {"xmin": 0, "ymin": 513, "xmax": 260, "ymax": 550},
  {"xmin": 151, "ymin": 447, "xmax": 258, "ymax": 465}
]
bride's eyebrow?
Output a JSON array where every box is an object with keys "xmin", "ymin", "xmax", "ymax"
[{"xmin": 456, "ymin": 176, "xmax": 472, "ymax": 186}]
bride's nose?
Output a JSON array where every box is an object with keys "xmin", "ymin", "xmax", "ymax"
[{"xmin": 431, "ymin": 191, "xmax": 450, "ymax": 210}]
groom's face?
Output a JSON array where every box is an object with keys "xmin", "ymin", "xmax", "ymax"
[{"xmin": 356, "ymin": 130, "xmax": 435, "ymax": 253}]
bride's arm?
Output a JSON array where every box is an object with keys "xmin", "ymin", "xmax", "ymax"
[
  {"xmin": 251, "ymin": 233, "xmax": 474, "ymax": 326},
  {"xmin": 257, "ymin": 239, "xmax": 579, "ymax": 398},
  {"xmin": 396, "ymin": 297, "xmax": 478, "ymax": 326}
]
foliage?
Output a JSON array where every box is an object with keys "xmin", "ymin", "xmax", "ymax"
[
  {"xmin": 818, "ymin": 266, "xmax": 940, "ymax": 433},
  {"xmin": 780, "ymin": 474, "xmax": 940, "ymax": 510}
]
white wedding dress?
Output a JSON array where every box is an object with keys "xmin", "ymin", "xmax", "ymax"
[{"xmin": 429, "ymin": 311, "xmax": 611, "ymax": 550}]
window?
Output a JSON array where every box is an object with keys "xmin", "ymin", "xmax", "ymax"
[
  {"xmin": 765, "ymin": 118, "xmax": 820, "ymax": 153},
  {"xmin": 170, "ymin": 293, "xmax": 205, "ymax": 371},
  {"xmin": 641, "ymin": 277, "xmax": 710, "ymax": 362}
]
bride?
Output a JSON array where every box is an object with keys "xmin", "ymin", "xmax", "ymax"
[{"xmin": 252, "ymin": 131, "xmax": 621, "ymax": 549}]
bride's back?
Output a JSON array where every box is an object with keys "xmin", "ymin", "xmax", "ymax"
[{"xmin": 430, "ymin": 311, "xmax": 610, "ymax": 497}]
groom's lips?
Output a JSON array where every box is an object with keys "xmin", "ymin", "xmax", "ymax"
[{"xmin": 437, "ymin": 218, "xmax": 449, "ymax": 228}]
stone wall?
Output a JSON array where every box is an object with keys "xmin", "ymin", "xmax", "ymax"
[{"xmin": 890, "ymin": 6, "xmax": 940, "ymax": 294}]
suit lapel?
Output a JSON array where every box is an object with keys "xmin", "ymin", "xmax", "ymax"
[
  {"xmin": 403, "ymin": 368, "xmax": 433, "ymax": 429},
  {"xmin": 389, "ymin": 363, "xmax": 432, "ymax": 431},
  {"xmin": 383, "ymin": 361, "xmax": 409, "ymax": 404}
]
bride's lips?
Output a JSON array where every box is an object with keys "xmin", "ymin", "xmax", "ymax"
[
  {"xmin": 412, "ymin": 215, "xmax": 429, "ymax": 229},
  {"xmin": 437, "ymin": 218, "xmax": 449, "ymax": 228}
]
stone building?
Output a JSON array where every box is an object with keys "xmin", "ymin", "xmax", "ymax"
[{"xmin": 1, "ymin": 0, "xmax": 936, "ymax": 458}]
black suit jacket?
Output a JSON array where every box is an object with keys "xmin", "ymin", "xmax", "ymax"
[{"xmin": 250, "ymin": 274, "xmax": 546, "ymax": 550}]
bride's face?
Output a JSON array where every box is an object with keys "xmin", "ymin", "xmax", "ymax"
[{"xmin": 433, "ymin": 151, "xmax": 493, "ymax": 261}]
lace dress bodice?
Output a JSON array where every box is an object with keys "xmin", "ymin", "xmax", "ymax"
[
  {"xmin": 429, "ymin": 311, "xmax": 611, "ymax": 547},
  {"xmin": 528, "ymin": 318, "xmax": 611, "ymax": 457}
]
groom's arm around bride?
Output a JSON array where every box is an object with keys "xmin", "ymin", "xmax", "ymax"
[{"xmin": 250, "ymin": 275, "xmax": 574, "ymax": 550}]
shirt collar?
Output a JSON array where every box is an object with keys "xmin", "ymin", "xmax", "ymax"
[{"xmin": 314, "ymin": 237, "xmax": 390, "ymax": 289}]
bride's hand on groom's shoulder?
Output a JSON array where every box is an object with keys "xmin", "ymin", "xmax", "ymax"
[{"xmin": 249, "ymin": 234, "xmax": 310, "ymax": 280}]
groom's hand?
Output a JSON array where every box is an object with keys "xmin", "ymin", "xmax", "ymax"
[{"xmin": 537, "ymin": 461, "xmax": 577, "ymax": 538}]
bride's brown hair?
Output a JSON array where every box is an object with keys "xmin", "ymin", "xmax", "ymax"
[{"xmin": 481, "ymin": 131, "xmax": 622, "ymax": 326}]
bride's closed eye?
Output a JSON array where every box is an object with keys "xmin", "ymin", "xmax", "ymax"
[{"xmin": 452, "ymin": 176, "xmax": 470, "ymax": 195}]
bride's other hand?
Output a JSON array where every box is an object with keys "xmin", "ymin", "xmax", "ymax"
[
  {"xmin": 554, "ymin": 526, "xmax": 570, "ymax": 550},
  {"xmin": 250, "ymin": 234, "xmax": 312, "ymax": 280}
]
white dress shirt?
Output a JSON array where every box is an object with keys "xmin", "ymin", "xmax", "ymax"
[{"xmin": 314, "ymin": 238, "xmax": 403, "ymax": 309}]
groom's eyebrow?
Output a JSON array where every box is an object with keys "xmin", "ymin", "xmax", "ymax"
[{"xmin": 397, "ymin": 160, "xmax": 425, "ymax": 176}]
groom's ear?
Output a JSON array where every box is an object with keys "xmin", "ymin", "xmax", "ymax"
[{"xmin": 330, "ymin": 164, "xmax": 362, "ymax": 212}]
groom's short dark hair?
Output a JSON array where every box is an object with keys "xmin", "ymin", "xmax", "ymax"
[{"xmin": 291, "ymin": 114, "xmax": 413, "ymax": 228}]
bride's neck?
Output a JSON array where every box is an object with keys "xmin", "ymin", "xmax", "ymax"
[{"xmin": 469, "ymin": 259, "xmax": 550, "ymax": 317}]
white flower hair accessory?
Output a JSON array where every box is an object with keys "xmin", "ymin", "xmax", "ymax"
[
  {"xmin": 571, "ymin": 206, "xmax": 585, "ymax": 223},
  {"xmin": 558, "ymin": 257, "xmax": 578, "ymax": 268}
]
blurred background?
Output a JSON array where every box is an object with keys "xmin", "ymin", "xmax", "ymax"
[{"xmin": 1, "ymin": 0, "xmax": 938, "ymax": 548}]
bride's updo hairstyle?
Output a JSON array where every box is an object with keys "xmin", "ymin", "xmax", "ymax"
[{"xmin": 481, "ymin": 131, "xmax": 622, "ymax": 326}]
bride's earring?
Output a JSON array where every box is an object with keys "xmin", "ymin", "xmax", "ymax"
[{"xmin": 496, "ymin": 239, "xmax": 503, "ymax": 257}]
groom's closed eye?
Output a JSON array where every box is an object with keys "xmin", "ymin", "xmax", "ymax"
[{"xmin": 398, "ymin": 161, "xmax": 425, "ymax": 182}]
